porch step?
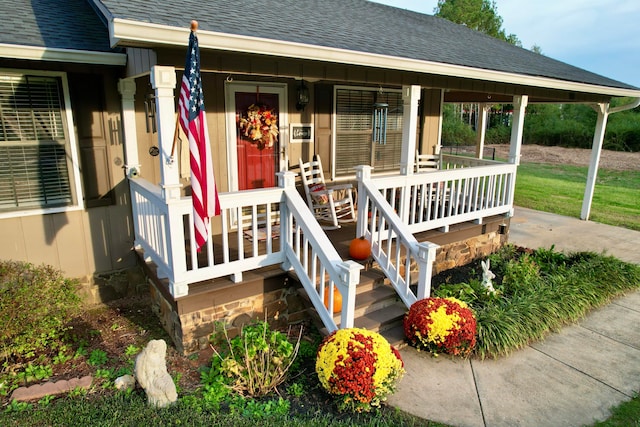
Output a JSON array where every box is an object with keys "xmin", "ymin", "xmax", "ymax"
[{"xmin": 292, "ymin": 267, "xmax": 409, "ymax": 349}]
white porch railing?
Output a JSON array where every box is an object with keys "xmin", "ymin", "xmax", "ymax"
[
  {"xmin": 375, "ymin": 155, "xmax": 517, "ymax": 234},
  {"xmin": 129, "ymin": 171, "xmax": 361, "ymax": 333},
  {"xmin": 355, "ymin": 156, "xmax": 516, "ymax": 307}
]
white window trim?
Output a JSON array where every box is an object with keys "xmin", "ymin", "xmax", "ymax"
[
  {"xmin": 0, "ymin": 68, "xmax": 84, "ymax": 219},
  {"xmin": 331, "ymin": 85, "xmax": 402, "ymax": 180}
]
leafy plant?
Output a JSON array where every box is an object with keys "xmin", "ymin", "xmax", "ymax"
[
  {"xmin": 228, "ymin": 395, "xmax": 290, "ymax": 419},
  {"xmin": 87, "ymin": 349, "xmax": 108, "ymax": 367},
  {"xmin": 208, "ymin": 320, "xmax": 302, "ymax": 398},
  {"xmin": 4, "ymin": 399, "xmax": 32, "ymax": 413},
  {"xmin": 37, "ymin": 395, "xmax": 55, "ymax": 407},
  {"xmin": 0, "ymin": 261, "xmax": 80, "ymax": 362},
  {"xmin": 287, "ymin": 382, "xmax": 305, "ymax": 397},
  {"xmin": 17, "ymin": 363, "xmax": 53, "ymax": 384}
]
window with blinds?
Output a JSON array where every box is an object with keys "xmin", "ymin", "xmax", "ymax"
[
  {"xmin": 334, "ymin": 87, "xmax": 403, "ymax": 176},
  {"xmin": 0, "ymin": 74, "xmax": 75, "ymax": 211}
]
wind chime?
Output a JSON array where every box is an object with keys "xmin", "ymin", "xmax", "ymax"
[{"xmin": 372, "ymin": 88, "xmax": 388, "ymax": 145}]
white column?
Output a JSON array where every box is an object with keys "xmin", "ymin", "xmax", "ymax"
[
  {"xmin": 118, "ymin": 78, "xmax": 140, "ymax": 178},
  {"xmin": 508, "ymin": 95, "xmax": 528, "ymax": 165},
  {"xmin": 151, "ymin": 66, "xmax": 181, "ymax": 201},
  {"xmin": 475, "ymin": 104, "xmax": 489, "ymax": 159},
  {"xmin": 400, "ymin": 85, "xmax": 421, "ymax": 175},
  {"xmin": 507, "ymin": 95, "xmax": 528, "ymax": 217},
  {"xmin": 581, "ymin": 103, "xmax": 610, "ymax": 220}
]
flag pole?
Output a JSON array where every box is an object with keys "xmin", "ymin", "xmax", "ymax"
[
  {"xmin": 169, "ymin": 115, "xmax": 180, "ymax": 164},
  {"xmin": 169, "ymin": 20, "xmax": 199, "ymax": 165}
]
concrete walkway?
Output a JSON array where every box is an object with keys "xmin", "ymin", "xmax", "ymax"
[{"xmin": 387, "ymin": 207, "xmax": 640, "ymax": 427}]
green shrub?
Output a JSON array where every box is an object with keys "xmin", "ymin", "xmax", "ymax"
[
  {"xmin": 472, "ymin": 245, "xmax": 640, "ymax": 358},
  {"xmin": 0, "ymin": 261, "xmax": 80, "ymax": 362},
  {"xmin": 208, "ymin": 320, "xmax": 301, "ymax": 398}
]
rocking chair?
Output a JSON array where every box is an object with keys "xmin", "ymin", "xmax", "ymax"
[{"xmin": 299, "ymin": 155, "xmax": 355, "ymax": 229}]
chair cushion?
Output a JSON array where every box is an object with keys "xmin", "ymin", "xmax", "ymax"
[{"xmin": 309, "ymin": 183, "xmax": 328, "ymax": 204}]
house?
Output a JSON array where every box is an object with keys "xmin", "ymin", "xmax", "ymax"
[{"xmin": 1, "ymin": 0, "xmax": 638, "ymax": 353}]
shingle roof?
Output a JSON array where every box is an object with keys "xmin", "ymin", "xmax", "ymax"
[
  {"xmin": 92, "ymin": 0, "xmax": 637, "ymax": 91},
  {"xmin": 0, "ymin": 0, "xmax": 114, "ymax": 53}
]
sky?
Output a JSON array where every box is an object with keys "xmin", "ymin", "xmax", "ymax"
[{"xmin": 370, "ymin": 0, "xmax": 640, "ymax": 88}]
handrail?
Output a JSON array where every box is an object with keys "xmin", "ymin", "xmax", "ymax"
[{"xmin": 356, "ymin": 166, "xmax": 438, "ymax": 307}]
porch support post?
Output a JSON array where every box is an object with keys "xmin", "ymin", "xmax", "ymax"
[
  {"xmin": 118, "ymin": 78, "xmax": 140, "ymax": 178},
  {"xmin": 581, "ymin": 103, "xmax": 610, "ymax": 220},
  {"xmin": 278, "ymin": 171, "xmax": 297, "ymax": 276},
  {"xmin": 506, "ymin": 95, "xmax": 528, "ymax": 217},
  {"xmin": 400, "ymin": 85, "xmax": 421, "ymax": 175},
  {"xmin": 151, "ymin": 66, "xmax": 181, "ymax": 201},
  {"xmin": 337, "ymin": 260, "xmax": 363, "ymax": 329},
  {"xmin": 355, "ymin": 165, "xmax": 373, "ymax": 238},
  {"xmin": 508, "ymin": 95, "xmax": 528, "ymax": 166},
  {"xmin": 151, "ymin": 66, "xmax": 188, "ymax": 297},
  {"xmin": 415, "ymin": 242, "xmax": 439, "ymax": 300},
  {"xmin": 475, "ymin": 103, "xmax": 489, "ymax": 159}
]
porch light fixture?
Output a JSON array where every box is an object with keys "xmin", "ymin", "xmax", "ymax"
[
  {"xmin": 372, "ymin": 102, "xmax": 388, "ymax": 145},
  {"xmin": 296, "ymin": 80, "xmax": 310, "ymax": 111}
]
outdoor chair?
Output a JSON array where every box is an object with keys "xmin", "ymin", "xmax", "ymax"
[
  {"xmin": 299, "ymin": 155, "xmax": 355, "ymax": 229},
  {"xmin": 415, "ymin": 150, "xmax": 440, "ymax": 172}
]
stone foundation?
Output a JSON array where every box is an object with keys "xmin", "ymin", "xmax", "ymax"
[
  {"xmin": 433, "ymin": 230, "xmax": 507, "ymax": 274},
  {"xmin": 147, "ymin": 271, "xmax": 307, "ymax": 355}
]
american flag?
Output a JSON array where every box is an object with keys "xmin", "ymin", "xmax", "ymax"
[{"xmin": 178, "ymin": 29, "xmax": 220, "ymax": 252}]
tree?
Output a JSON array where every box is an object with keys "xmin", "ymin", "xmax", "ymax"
[{"xmin": 435, "ymin": 0, "xmax": 521, "ymax": 46}]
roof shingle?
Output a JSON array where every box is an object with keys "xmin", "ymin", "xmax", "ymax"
[{"xmin": 0, "ymin": 0, "xmax": 114, "ymax": 53}]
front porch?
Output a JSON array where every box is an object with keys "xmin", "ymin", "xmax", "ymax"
[{"xmin": 132, "ymin": 154, "xmax": 513, "ymax": 353}]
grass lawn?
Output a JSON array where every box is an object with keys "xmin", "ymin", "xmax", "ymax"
[{"xmin": 514, "ymin": 162, "xmax": 640, "ymax": 230}]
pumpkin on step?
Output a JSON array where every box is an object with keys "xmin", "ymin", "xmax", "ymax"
[
  {"xmin": 323, "ymin": 286, "xmax": 342, "ymax": 314},
  {"xmin": 349, "ymin": 236, "xmax": 371, "ymax": 260}
]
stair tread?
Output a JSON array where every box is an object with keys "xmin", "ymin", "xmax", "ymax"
[
  {"xmin": 380, "ymin": 324, "xmax": 408, "ymax": 350},
  {"xmin": 354, "ymin": 303, "xmax": 406, "ymax": 331}
]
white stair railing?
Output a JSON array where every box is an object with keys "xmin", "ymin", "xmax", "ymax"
[{"xmin": 356, "ymin": 166, "xmax": 439, "ymax": 307}]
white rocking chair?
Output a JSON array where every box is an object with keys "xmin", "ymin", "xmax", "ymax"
[
  {"xmin": 299, "ymin": 155, "xmax": 355, "ymax": 229},
  {"xmin": 415, "ymin": 150, "xmax": 440, "ymax": 172}
]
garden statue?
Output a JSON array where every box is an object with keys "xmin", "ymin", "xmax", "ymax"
[
  {"xmin": 134, "ymin": 339, "xmax": 177, "ymax": 408},
  {"xmin": 481, "ymin": 260, "xmax": 496, "ymax": 294}
]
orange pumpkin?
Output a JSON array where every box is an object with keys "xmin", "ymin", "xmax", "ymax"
[
  {"xmin": 323, "ymin": 286, "xmax": 342, "ymax": 313},
  {"xmin": 349, "ymin": 236, "xmax": 371, "ymax": 260}
]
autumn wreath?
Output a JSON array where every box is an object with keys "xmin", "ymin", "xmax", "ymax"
[
  {"xmin": 315, "ymin": 328, "xmax": 404, "ymax": 412},
  {"xmin": 238, "ymin": 103, "xmax": 279, "ymax": 150},
  {"xmin": 404, "ymin": 297, "xmax": 477, "ymax": 357}
]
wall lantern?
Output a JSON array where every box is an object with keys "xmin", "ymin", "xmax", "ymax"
[
  {"xmin": 296, "ymin": 80, "xmax": 310, "ymax": 111},
  {"xmin": 372, "ymin": 101, "xmax": 388, "ymax": 145}
]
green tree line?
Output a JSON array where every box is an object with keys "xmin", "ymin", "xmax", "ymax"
[
  {"xmin": 441, "ymin": 101, "xmax": 640, "ymax": 152},
  {"xmin": 435, "ymin": 0, "xmax": 640, "ymax": 152}
]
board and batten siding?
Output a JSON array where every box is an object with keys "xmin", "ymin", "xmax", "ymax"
[{"xmin": 0, "ymin": 66, "xmax": 136, "ymax": 282}]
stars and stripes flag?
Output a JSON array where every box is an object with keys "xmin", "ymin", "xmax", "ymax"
[{"xmin": 178, "ymin": 27, "xmax": 220, "ymax": 252}]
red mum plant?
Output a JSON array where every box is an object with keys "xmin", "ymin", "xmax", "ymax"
[
  {"xmin": 404, "ymin": 297, "xmax": 477, "ymax": 357},
  {"xmin": 315, "ymin": 328, "xmax": 404, "ymax": 412}
]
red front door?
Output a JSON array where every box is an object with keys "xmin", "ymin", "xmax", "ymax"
[{"xmin": 235, "ymin": 91, "xmax": 280, "ymax": 190}]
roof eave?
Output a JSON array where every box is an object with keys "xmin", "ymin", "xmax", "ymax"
[
  {"xmin": 111, "ymin": 19, "xmax": 640, "ymax": 99},
  {"xmin": 0, "ymin": 43, "xmax": 126, "ymax": 66}
]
